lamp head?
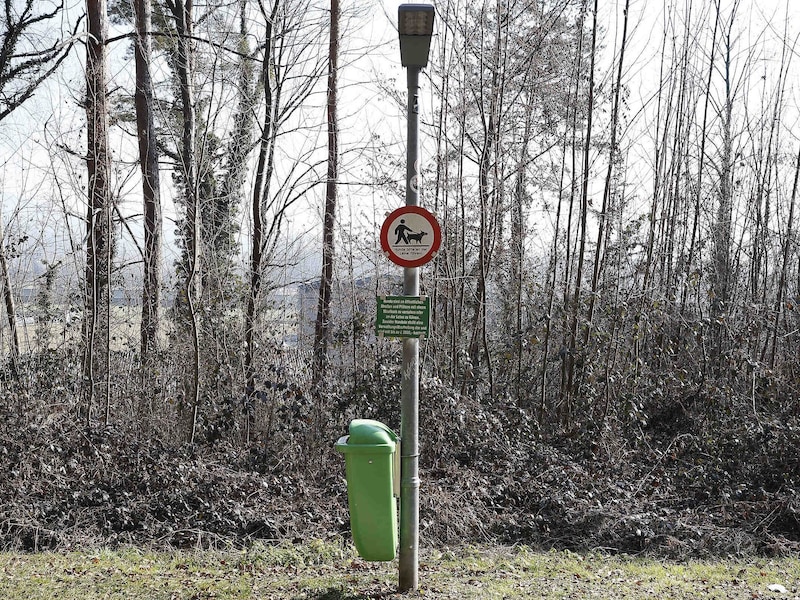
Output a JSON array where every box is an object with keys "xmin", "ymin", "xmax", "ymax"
[{"xmin": 398, "ymin": 4, "xmax": 435, "ymax": 68}]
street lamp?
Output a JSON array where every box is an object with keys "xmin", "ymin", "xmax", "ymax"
[{"xmin": 397, "ymin": 3, "xmax": 434, "ymax": 594}]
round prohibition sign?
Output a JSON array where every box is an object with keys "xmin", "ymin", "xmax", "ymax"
[{"xmin": 380, "ymin": 205, "xmax": 442, "ymax": 268}]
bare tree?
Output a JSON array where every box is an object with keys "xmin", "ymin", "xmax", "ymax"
[
  {"xmin": 428, "ymin": 0, "xmax": 584, "ymax": 405},
  {"xmin": 681, "ymin": 2, "xmax": 719, "ymax": 321},
  {"xmin": 0, "ymin": 0, "xmax": 76, "ymax": 369},
  {"xmin": 164, "ymin": 0, "xmax": 203, "ymax": 441},
  {"xmin": 245, "ymin": 0, "xmax": 281, "ymax": 440},
  {"xmin": 710, "ymin": 0, "xmax": 738, "ymax": 365},
  {"xmin": 244, "ymin": 0, "xmax": 327, "ymax": 439},
  {"xmin": 0, "ymin": 0, "xmax": 76, "ymax": 121},
  {"xmin": 540, "ymin": 0, "xmax": 589, "ymax": 421}
]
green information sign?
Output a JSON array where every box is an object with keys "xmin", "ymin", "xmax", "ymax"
[{"xmin": 376, "ymin": 296, "xmax": 430, "ymax": 339}]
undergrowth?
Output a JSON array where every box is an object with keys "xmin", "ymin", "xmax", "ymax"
[{"xmin": 1, "ymin": 353, "xmax": 799, "ymax": 560}]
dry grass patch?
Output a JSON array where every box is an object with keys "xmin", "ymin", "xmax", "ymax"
[{"xmin": 1, "ymin": 543, "xmax": 799, "ymax": 599}]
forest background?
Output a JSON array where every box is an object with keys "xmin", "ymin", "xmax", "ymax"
[{"xmin": 2, "ymin": 0, "xmax": 800, "ymax": 556}]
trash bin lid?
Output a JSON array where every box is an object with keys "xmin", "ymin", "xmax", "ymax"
[{"xmin": 348, "ymin": 419, "xmax": 398, "ymax": 447}]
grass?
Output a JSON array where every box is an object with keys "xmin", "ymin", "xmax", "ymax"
[{"xmin": 1, "ymin": 541, "xmax": 799, "ymax": 599}]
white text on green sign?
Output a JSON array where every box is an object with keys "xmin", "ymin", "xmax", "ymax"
[{"xmin": 376, "ymin": 296, "xmax": 430, "ymax": 339}]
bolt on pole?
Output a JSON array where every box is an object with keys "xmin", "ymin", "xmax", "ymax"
[{"xmin": 399, "ymin": 64, "xmax": 421, "ymax": 594}]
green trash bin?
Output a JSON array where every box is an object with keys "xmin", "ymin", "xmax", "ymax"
[{"xmin": 335, "ymin": 419, "xmax": 399, "ymax": 561}]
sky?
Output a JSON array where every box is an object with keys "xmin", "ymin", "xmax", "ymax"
[{"xmin": 4, "ymin": 0, "xmax": 800, "ymax": 289}]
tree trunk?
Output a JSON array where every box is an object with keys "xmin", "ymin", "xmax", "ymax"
[
  {"xmin": 313, "ymin": 0, "xmax": 340, "ymax": 386},
  {"xmin": 84, "ymin": 0, "xmax": 113, "ymax": 425},
  {"xmin": 681, "ymin": 2, "xmax": 718, "ymax": 320},
  {"xmin": 468, "ymin": 1, "xmax": 505, "ymax": 397},
  {"xmin": 133, "ymin": 0, "xmax": 162, "ymax": 382},
  {"xmin": 0, "ymin": 224, "xmax": 19, "ymax": 373},
  {"xmin": 510, "ymin": 110, "xmax": 532, "ymax": 403},
  {"xmin": 585, "ymin": 0, "xmax": 629, "ymax": 346},
  {"xmin": 769, "ymin": 144, "xmax": 800, "ymax": 368},
  {"xmin": 710, "ymin": 3, "xmax": 737, "ymax": 371},
  {"xmin": 563, "ymin": 0, "xmax": 597, "ymax": 421},
  {"xmin": 170, "ymin": 0, "xmax": 202, "ymax": 442},
  {"xmin": 553, "ymin": 1, "xmax": 588, "ymax": 420}
]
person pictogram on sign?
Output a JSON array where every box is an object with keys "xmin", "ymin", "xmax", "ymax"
[{"xmin": 394, "ymin": 219, "xmax": 413, "ymax": 244}]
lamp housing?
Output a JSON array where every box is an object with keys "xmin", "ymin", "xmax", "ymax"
[{"xmin": 398, "ymin": 4, "xmax": 434, "ymax": 68}]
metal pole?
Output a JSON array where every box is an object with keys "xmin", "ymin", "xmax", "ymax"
[{"xmin": 399, "ymin": 65, "xmax": 420, "ymax": 593}]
